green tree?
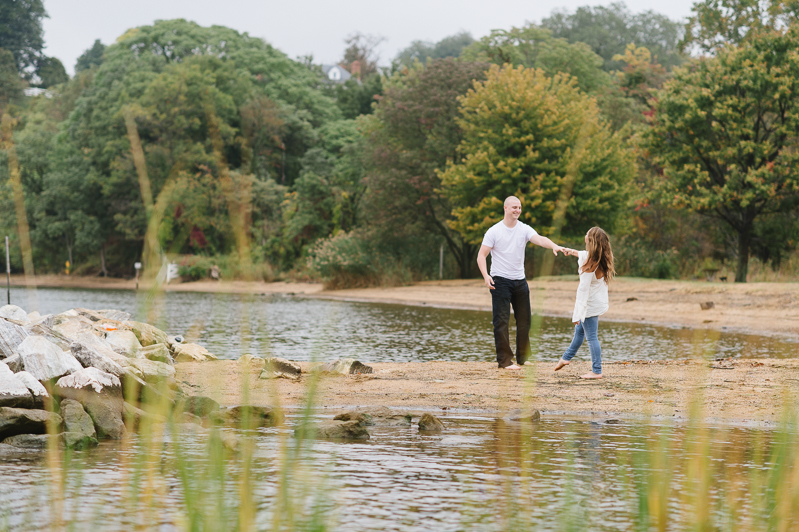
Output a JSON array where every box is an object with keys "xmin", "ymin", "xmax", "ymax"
[
  {"xmin": 35, "ymin": 55, "xmax": 67, "ymax": 87},
  {"xmin": 394, "ymin": 31, "xmax": 474, "ymax": 67},
  {"xmin": 362, "ymin": 58, "xmax": 490, "ymax": 278},
  {"xmin": 682, "ymin": 0, "xmax": 799, "ymax": 53},
  {"xmin": 0, "ymin": 0, "xmax": 46, "ymax": 75},
  {"xmin": 542, "ymin": 2, "xmax": 684, "ymax": 70},
  {"xmin": 332, "ymin": 74, "xmax": 382, "ymax": 119},
  {"xmin": 642, "ymin": 28, "xmax": 799, "ymax": 282},
  {"xmin": 441, "ymin": 64, "xmax": 634, "ymax": 244},
  {"xmin": 75, "ymin": 39, "xmax": 106, "ymax": 72},
  {"xmin": 0, "ymin": 47, "xmax": 23, "ymax": 106},
  {"xmin": 461, "ymin": 25, "xmax": 610, "ymax": 93}
]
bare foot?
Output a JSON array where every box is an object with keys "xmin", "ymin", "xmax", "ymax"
[
  {"xmin": 554, "ymin": 359, "xmax": 570, "ymax": 371},
  {"xmin": 504, "ymin": 364, "xmax": 522, "ymax": 370},
  {"xmin": 580, "ymin": 372, "xmax": 603, "ymax": 379}
]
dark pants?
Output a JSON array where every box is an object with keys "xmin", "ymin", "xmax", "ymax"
[{"xmin": 491, "ymin": 277, "xmax": 532, "ymax": 367}]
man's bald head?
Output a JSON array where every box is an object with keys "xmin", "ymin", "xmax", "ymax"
[
  {"xmin": 504, "ymin": 196, "xmax": 521, "ymax": 207},
  {"xmin": 503, "ymin": 196, "xmax": 522, "ymax": 223}
]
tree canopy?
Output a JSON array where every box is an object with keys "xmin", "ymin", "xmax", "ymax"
[
  {"xmin": 393, "ymin": 32, "xmax": 475, "ymax": 67},
  {"xmin": 643, "ymin": 27, "xmax": 799, "ymax": 281},
  {"xmin": 0, "ymin": 0, "xmax": 46, "ymax": 75},
  {"xmin": 75, "ymin": 39, "xmax": 106, "ymax": 72}
]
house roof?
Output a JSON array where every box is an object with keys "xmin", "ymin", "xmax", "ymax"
[{"xmin": 321, "ymin": 64, "xmax": 351, "ymax": 83}]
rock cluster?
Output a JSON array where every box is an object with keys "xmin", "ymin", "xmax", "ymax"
[{"xmin": 0, "ymin": 304, "xmax": 221, "ymax": 450}]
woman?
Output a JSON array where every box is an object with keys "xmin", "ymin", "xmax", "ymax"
[{"xmin": 554, "ymin": 227, "xmax": 615, "ymax": 379}]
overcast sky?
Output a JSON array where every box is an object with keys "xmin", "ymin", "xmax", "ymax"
[{"xmin": 42, "ymin": 0, "xmax": 696, "ymax": 75}]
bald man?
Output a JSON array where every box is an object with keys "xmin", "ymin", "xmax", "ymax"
[{"xmin": 477, "ymin": 197, "xmax": 569, "ymax": 370}]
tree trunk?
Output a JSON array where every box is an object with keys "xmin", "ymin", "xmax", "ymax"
[
  {"xmin": 735, "ymin": 225, "xmax": 751, "ymax": 283},
  {"xmin": 458, "ymin": 242, "xmax": 476, "ymax": 279},
  {"xmin": 100, "ymin": 245, "xmax": 108, "ymax": 277}
]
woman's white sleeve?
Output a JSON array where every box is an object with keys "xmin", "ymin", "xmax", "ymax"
[{"xmin": 571, "ymin": 271, "xmax": 592, "ymax": 323}]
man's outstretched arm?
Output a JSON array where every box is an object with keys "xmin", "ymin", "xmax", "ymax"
[
  {"xmin": 530, "ymin": 234, "xmax": 568, "ymax": 256},
  {"xmin": 477, "ymin": 245, "xmax": 494, "ymax": 289}
]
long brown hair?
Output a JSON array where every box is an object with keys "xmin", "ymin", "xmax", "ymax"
[{"xmin": 581, "ymin": 227, "xmax": 615, "ymax": 283}]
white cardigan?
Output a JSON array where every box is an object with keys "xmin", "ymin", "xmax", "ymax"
[{"xmin": 571, "ymin": 250, "xmax": 609, "ymax": 323}]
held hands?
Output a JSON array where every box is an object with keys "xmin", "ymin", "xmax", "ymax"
[
  {"xmin": 561, "ymin": 247, "xmax": 579, "ymax": 257},
  {"xmin": 484, "ymin": 275, "xmax": 495, "ymax": 290}
]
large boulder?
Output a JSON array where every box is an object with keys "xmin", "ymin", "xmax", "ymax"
[
  {"xmin": 97, "ymin": 309, "xmax": 132, "ymax": 322},
  {"xmin": 296, "ymin": 420, "xmax": 370, "ymax": 440},
  {"xmin": 74, "ymin": 332, "xmax": 132, "ymax": 368},
  {"xmin": 69, "ymin": 340, "xmax": 126, "ymax": 376},
  {"xmin": 0, "ymin": 407, "xmax": 62, "ymax": 440},
  {"xmin": 15, "ymin": 371, "xmax": 48, "ymax": 407},
  {"xmin": 55, "ymin": 368, "xmax": 125, "ymax": 440},
  {"xmin": 2, "ymin": 433, "xmax": 60, "ymax": 449},
  {"xmin": 0, "ymin": 317, "xmax": 28, "ymax": 358},
  {"xmin": 129, "ymin": 321, "xmax": 168, "ymax": 347},
  {"xmin": 259, "ymin": 357, "xmax": 301, "ymax": 380},
  {"xmin": 127, "ymin": 358, "xmax": 176, "ymax": 382},
  {"xmin": 0, "ymin": 362, "xmax": 34, "ymax": 408},
  {"xmin": 60, "ymin": 398, "xmax": 96, "ymax": 441},
  {"xmin": 0, "ymin": 305, "xmax": 29, "ymax": 323},
  {"xmin": 104, "ymin": 330, "xmax": 142, "ymax": 358},
  {"xmin": 140, "ymin": 343, "xmax": 171, "ymax": 363},
  {"xmin": 418, "ymin": 413, "xmax": 445, "ymax": 432},
  {"xmin": 52, "ymin": 314, "xmax": 95, "ymax": 343},
  {"xmin": 316, "ymin": 358, "xmax": 373, "ymax": 375},
  {"xmin": 17, "ymin": 336, "xmax": 81, "ymax": 381},
  {"xmin": 172, "ymin": 343, "xmax": 217, "ymax": 362},
  {"xmin": 213, "ymin": 405, "xmax": 283, "ymax": 427}
]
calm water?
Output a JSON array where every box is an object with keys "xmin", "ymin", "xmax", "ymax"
[
  {"xmin": 0, "ymin": 414, "xmax": 791, "ymax": 531},
  {"xmin": 8, "ymin": 286, "xmax": 797, "ymax": 362}
]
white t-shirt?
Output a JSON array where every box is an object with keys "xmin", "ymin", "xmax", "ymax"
[
  {"xmin": 481, "ymin": 220, "xmax": 538, "ymax": 280},
  {"xmin": 571, "ymin": 250, "xmax": 609, "ymax": 323}
]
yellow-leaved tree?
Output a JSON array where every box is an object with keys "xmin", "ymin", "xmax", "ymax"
[{"xmin": 440, "ymin": 64, "xmax": 634, "ymax": 244}]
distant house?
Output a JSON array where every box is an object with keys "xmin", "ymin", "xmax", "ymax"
[{"xmin": 321, "ymin": 64, "xmax": 352, "ymax": 83}]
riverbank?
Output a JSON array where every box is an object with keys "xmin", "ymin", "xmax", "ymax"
[
  {"xmin": 176, "ymin": 359, "xmax": 799, "ymax": 426},
  {"xmin": 10, "ymin": 274, "xmax": 799, "ymax": 338}
]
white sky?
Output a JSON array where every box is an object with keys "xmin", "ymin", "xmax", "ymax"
[{"xmin": 42, "ymin": 0, "xmax": 696, "ymax": 75}]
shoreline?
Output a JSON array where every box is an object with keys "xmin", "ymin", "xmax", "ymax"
[
  {"xmin": 9, "ymin": 274, "xmax": 799, "ymax": 339},
  {"xmin": 176, "ymin": 359, "xmax": 799, "ymax": 427}
]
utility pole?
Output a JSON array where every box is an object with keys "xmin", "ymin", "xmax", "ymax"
[{"xmin": 5, "ymin": 236, "xmax": 10, "ymax": 305}]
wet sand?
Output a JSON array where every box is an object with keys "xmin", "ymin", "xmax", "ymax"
[
  {"xmin": 176, "ymin": 359, "xmax": 799, "ymax": 426},
  {"xmin": 12, "ymin": 275, "xmax": 799, "ymax": 338}
]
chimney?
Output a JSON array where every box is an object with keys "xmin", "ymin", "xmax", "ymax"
[{"xmin": 350, "ymin": 60, "xmax": 361, "ymax": 81}]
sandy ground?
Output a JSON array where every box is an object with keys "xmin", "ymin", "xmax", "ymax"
[
  {"xmin": 11, "ymin": 274, "xmax": 799, "ymax": 338},
  {"xmin": 175, "ymin": 359, "xmax": 799, "ymax": 426}
]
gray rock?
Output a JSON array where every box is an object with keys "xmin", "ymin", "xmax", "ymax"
[
  {"xmin": 418, "ymin": 413, "xmax": 445, "ymax": 432},
  {"xmin": 259, "ymin": 357, "xmax": 301, "ymax": 380},
  {"xmin": 70, "ymin": 341, "xmax": 126, "ymax": 376},
  {"xmin": 60, "ymin": 399, "xmax": 96, "ymax": 440},
  {"xmin": 17, "ymin": 336, "xmax": 82, "ymax": 381},
  {"xmin": 62, "ymin": 431, "xmax": 98, "ymax": 449},
  {"xmin": 334, "ymin": 412, "xmax": 374, "ymax": 426},
  {"xmin": 0, "ymin": 317, "xmax": 29, "ymax": 358},
  {"xmin": 51, "ymin": 314, "xmax": 95, "ymax": 343},
  {"xmin": 0, "ymin": 407, "xmax": 62, "ymax": 440},
  {"xmin": 3, "ymin": 354, "xmax": 22, "ymax": 372},
  {"xmin": 0, "ymin": 362, "xmax": 34, "ymax": 408},
  {"xmin": 2, "ymin": 433, "xmax": 61, "ymax": 449},
  {"xmin": 104, "ymin": 330, "xmax": 142, "ymax": 357},
  {"xmin": 503, "ymin": 409, "xmax": 541, "ymax": 422},
  {"xmin": 54, "ymin": 368, "xmax": 125, "ymax": 440},
  {"xmin": 172, "ymin": 343, "xmax": 217, "ymax": 362},
  {"xmin": 73, "ymin": 308, "xmax": 106, "ymax": 322},
  {"xmin": 298, "ymin": 420, "xmax": 370, "ymax": 440},
  {"xmin": 15, "ymin": 371, "xmax": 48, "ymax": 407},
  {"xmin": 140, "ymin": 343, "xmax": 171, "ymax": 363},
  {"xmin": 214, "ymin": 405, "xmax": 283, "ymax": 427},
  {"xmin": 74, "ymin": 332, "xmax": 131, "ymax": 368},
  {"xmin": 96, "ymin": 309, "xmax": 132, "ymax": 322},
  {"xmin": 129, "ymin": 321, "xmax": 168, "ymax": 347},
  {"xmin": 179, "ymin": 395, "xmax": 220, "ymax": 417},
  {"xmin": 0, "ymin": 305, "xmax": 29, "ymax": 323},
  {"xmin": 25, "ymin": 320, "xmax": 72, "ymax": 350},
  {"xmin": 317, "ymin": 358, "xmax": 373, "ymax": 375},
  {"xmin": 127, "ymin": 358, "xmax": 176, "ymax": 383},
  {"xmin": 358, "ymin": 407, "xmax": 412, "ymax": 426}
]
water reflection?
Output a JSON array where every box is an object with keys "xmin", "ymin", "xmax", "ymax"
[
  {"xmin": 16, "ymin": 287, "xmax": 797, "ymax": 362},
  {"xmin": 0, "ymin": 415, "xmax": 790, "ymax": 531}
]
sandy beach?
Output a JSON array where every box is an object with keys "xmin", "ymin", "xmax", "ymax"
[
  {"xmin": 12, "ymin": 274, "xmax": 799, "ymax": 338},
  {"xmin": 177, "ymin": 358, "xmax": 799, "ymax": 426}
]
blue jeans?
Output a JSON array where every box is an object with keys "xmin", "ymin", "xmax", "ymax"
[{"xmin": 561, "ymin": 316, "xmax": 602, "ymax": 374}]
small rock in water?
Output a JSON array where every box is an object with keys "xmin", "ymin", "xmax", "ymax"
[
  {"xmin": 296, "ymin": 419, "xmax": 370, "ymax": 440},
  {"xmin": 334, "ymin": 412, "xmax": 374, "ymax": 425},
  {"xmin": 316, "ymin": 358, "xmax": 373, "ymax": 375},
  {"xmin": 17, "ymin": 336, "xmax": 82, "ymax": 381},
  {"xmin": 62, "ymin": 431, "xmax": 98, "ymax": 449},
  {"xmin": 259, "ymin": 357, "xmax": 301, "ymax": 380},
  {"xmin": 214, "ymin": 405, "xmax": 283, "ymax": 427},
  {"xmin": 418, "ymin": 413, "xmax": 445, "ymax": 432},
  {"xmin": 2, "ymin": 433, "xmax": 61, "ymax": 450},
  {"xmin": 60, "ymin": 399, "xmax": 96, "ymax": 440},
  {"xmin": 172, "ymin": 343, "xmax": 217, "ymax": 362},
  {"xmin": 503, "ymin": 409, "xmax": 541, "ymax": 422},
  {"xmin": 0, "ymin": 305, "xmax": 30, "ymax": 323},
  {"xmin": 179, "ymin": 395, "xmax": 220, "ymax": 418}
]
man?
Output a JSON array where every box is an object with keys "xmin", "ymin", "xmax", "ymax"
[{"xmin": 477, "ymin": 196, "xmax": 568, "ymax": 370}]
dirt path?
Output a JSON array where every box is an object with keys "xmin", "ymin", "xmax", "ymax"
[
  {"xmin": 13, "ymin": 275, "xmax": 799, "ymax": 338},
  {"xmin": 176, "ymin": 359, "xmax": 799, "ymax": 426}
]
